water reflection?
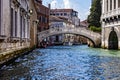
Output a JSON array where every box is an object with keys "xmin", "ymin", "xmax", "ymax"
[{"xmin": 0, "ymin": 45, "xmax": 120, "ymax": 80}]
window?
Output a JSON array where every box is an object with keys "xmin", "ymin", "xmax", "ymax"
[
  {"xmin": 42, "ymin": 16, "xmax": 45, "ymax": 23},
  {"xmin": 45, "ymin": 18, "xmax": 47, "ymax": 23},
  {"xmin": 106, "ymin": 0, "xmax": 108, "ymax": 12},
  {"xmin": 27, "ymin": 21, "xmax": 29, "ymax": 39},
  {"xmin": 11, "ymin": 8, "xmax": 18, "ymax": 37},
  {"xmin": 64, "ymin": 13, "xmax": 67, "ymax": 16},
  {"xmin": 114, "ymin": 0, "xmax": 116, "ymax": 9},
  {"xmin": 56, "ymin": 13, "xmax": 59, "ymax": 16},
  {"xmin": 20, "ymin": 15, "xmax": 22, "ymax": 38},
  {"xmin": 118, "ymin": 0, "xmax": 120, "ymax": 8},
  {"xmin": 110, "ymin": 0, "xmax": 112, "ymax": 10},
  {"xmin": 15, "ymin": 11, "xmax": 17, "ymax": 37},
  {"xmin": 39, "ymin": 16, "xmax": 42, "ymax": 23},
  {"xmin": 11, "ymin": 8, "xmax": 14, "ymax": 37},
  {"xmin": 23, "ymin": 18, "xmax": 25, "ymax": 38}
]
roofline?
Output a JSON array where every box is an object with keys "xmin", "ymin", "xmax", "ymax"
[{"xmin": 50, "ymin": 8, "xmax": 78, "ymax": 13}]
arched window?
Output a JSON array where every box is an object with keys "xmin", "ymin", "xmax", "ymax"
[{"xmin": 108, "ymin": 30, "xmax": 118, "ymax": 49}]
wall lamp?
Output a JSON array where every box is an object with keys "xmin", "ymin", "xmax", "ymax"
[{"xmin": 28, "ymin": 9, "xmax": 33, "ymax": 15}]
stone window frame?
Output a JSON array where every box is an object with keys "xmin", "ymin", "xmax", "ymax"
[
  {"xmin": 10, "ymin": 7, "xmax": 18, "ymax": 37},
  {"xmin": 19, "ymin": 0, "xmax": 30, "ymax": 40},
  {"xmin": 20, "ymin": 14, "xmax": 26, "ymax": 39},
  {"xmin": 11, "ymin": 3, "xmax": 19, "ymax": 38}
]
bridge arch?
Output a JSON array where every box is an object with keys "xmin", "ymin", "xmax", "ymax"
[
  {"xmin": 40, "ymin": 33, "xmax": 96, "ymax": 46},
  {"xmin": 37, "ymin": 27, "xmax": 101, "ymax": 47}
]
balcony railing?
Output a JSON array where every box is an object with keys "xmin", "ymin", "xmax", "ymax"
[{"xmin": 101, "ymin": 8, "xmax": 120, "ymax": 19}]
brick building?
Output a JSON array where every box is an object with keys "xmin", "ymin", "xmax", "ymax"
[{"xmin": 34, "ymin": 0, "xmax": 49, "ymax": 32}]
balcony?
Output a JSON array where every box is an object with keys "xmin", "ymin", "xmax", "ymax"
[{"xmin": 101, "ymin": 8, "xmax": 120, "ymax": 19}]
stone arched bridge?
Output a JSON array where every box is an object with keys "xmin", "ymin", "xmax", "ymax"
[{"xmin": 37, "ymin": 27, "xmax": 101, "ymax": 47}]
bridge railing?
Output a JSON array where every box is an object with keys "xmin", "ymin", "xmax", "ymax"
[{"xmin": 49, "ymin": 27, "xmax": 101, "ymax": 38}]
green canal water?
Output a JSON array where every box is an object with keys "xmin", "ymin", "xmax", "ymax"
[{"xmin": 0, "ymin": 45, "xmax": 120, "ymax": 80}]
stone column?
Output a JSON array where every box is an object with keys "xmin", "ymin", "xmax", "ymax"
[
  {"xmin": 104, "ymin": 0, "xmax": 107, "ymax": 13},
  {"xmin": 105, "ymin": 0, "xmax": 108, "ymax": 12},
  {"xmin": 116, "ymin": 0, "xmax": 118, "ymax": 9},
  {"xmin": 17, "ymin": 8, "xmax": 21, "ymax": 38},
  {"xmin": 112, "ymin": 0, "xmax": 114, "ymax": 10},
  {"xmin": 101, "ymin": 21, "xmax": 106, "ymax": 48},
  {"xmin": 102, "ymin": 0, "xmax": 105, "ymax": 13},
  {"xmin": 108, "ymin": 0, "xmax": 110, "ymax": 12}
]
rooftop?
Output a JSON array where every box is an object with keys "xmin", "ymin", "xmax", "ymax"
[{"xmin": 50, "ymin": 9, "xmax": 78, "ymax": 13}]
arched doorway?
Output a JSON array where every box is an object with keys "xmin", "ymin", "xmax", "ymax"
[{"xmin": 108, "ymin": 31, "xmax": 118, "ymax": 50}]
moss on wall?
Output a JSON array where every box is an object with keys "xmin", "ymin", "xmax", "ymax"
[{"xmin": 0, "ymin": 47, "xmax": 31, "ymax": 68}]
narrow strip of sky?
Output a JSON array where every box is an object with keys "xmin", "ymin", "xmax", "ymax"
[{"xmin": 43, "ymin": 0, "xmax": 91, "ymax": 21}]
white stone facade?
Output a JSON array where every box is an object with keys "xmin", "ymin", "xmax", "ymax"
[
  {"xmin": 49, "ymin": 16, "xmax": 75, "ymax": 44},
  {"xmin": 101, "ymin": 0, "xmax": 120, "ymax": 49},
  {"xmin": 0, "ymin": 0, "xmax": 30, "ymax": 52}
]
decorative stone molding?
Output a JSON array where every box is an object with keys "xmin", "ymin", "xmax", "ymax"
[
  {"xmin": 20, "ymin": 38, "xmax": 29, "ymax": 42},
  {"xmin": 12, "ymin": 0, "xmax": 20, "ymax": 8},
  {"xmin": 102, "ymin": 14, "xmax": 120, "ymax": 23},
  {"xmin": 20, "ymin": 7, "xmax": 26, "ymax": 14},
  {"xmin": 0, "ymin": 35, "xmax": 6, "ymax": 42},
  {"xmin": 26, "ymin": 38, "xmax": 31, "ymax": 42},
  {"xmin": 8, "ymin": 37, "xmax": 20, "ymax": 43}
]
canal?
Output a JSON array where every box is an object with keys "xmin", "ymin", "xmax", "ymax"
[{"xmin": 0, "ymin": 45, "xmax": 120, "ymax": 80}]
